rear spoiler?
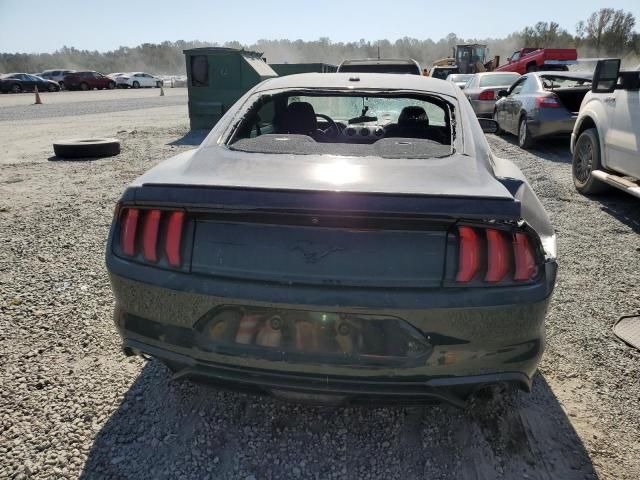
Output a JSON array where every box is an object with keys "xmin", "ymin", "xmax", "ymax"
[{"xmin": 125, "ymin": 185, "xmax": 522, "ymax": 220}]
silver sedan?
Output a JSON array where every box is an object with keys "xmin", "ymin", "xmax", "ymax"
[{"xmin": 464, "ymin": 72, "xmax": 521, "ymax": 118}]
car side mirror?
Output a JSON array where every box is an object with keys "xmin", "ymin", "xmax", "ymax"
[
  {"xmin": 592, "ymin": 59, "xmax": 620, "ymax": 94},
  {"xmin": 497, "ymin": 90, "xmax": 508, "ymax": 98},
  {"xmin": 478, "ymin": 118, "xmax": 499, "ymax": 134}
]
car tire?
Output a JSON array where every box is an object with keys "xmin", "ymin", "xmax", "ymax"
[
  {"xmin": 156, "ymin": 81, "xmax": 162, "ymax": 88},
  {"xmin": 47, "ymin": 84, "xmax": 56, "ymax": 92},
  {"xmin": 493, "ymin": 110, "xmax": 504, "ymax": 135},
  {"xmin": 526, "ymin": 64, "xmax": 538, "ymax": 73},
  {"xmin": 80, "ymin": 82, "xmax": 89, "ymax": 91},
  {"xmin": 53, "ymin": 138, "xmax": 121, "ymax": 159},
  {"xmin": 58, "ymin": 81, "xmax": 65, "ymax": 90},
  {"xmin": 132, "ymin": 81, "xmax": 140, "ymax": 89},
  {"xmin": 518, "ymin": 116, "xmax": 534, "ymax": 149},
  {"xmin": 107, "ymin": 81, "xmax": 115, "ymax": 90},
  {"xmin": 572, "ymin": 128, "xmax": 609, "ymax": 195},
  {"xmin": 11, "ymin": 83, "xmax": 22, "ymax": 93}
]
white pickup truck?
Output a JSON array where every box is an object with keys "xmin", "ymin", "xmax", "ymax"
[{"xmin": 571, "ymin": 59, "xmax": 640, "ymax": 197}]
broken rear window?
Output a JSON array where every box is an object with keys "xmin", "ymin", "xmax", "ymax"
[{"xmin": 227, "ymin": 90, "xmax": 455, "ymax": 159}]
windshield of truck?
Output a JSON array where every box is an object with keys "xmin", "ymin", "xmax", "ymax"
[
  {"xmin": 227, "ymin": 91, "xmax": 454, "ymax": 159},
  {"xmin": 479, "ymin": 73, "xmax": 520, "ymax": 87}
]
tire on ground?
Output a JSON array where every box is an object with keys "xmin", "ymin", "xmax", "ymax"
[
  {"xmin": 53, "ymin": 138, "xmax": 121, "ymax": 159},
  {"xmin": 572, "ymin": 128, "xmax": 609, "ymax": 195}
]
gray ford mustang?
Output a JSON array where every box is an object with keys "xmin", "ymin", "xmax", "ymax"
[{"xmin": 106, "ymin": 73, "xmax": 557, "ymax": 407}]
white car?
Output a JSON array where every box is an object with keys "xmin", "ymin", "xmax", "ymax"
[
  {"xmin": 571, "ymin": 59, "xmax": 640, "ymax": 198},
  {"xmin": 40, "ymin": 69, "xmax": 76, "ymax": 88},
  {"xmin": 115, "ymin": 72, "xmax": 163, "ymax": 89}
]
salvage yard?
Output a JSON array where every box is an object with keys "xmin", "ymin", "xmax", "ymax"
[{"xmin": 0, "ymin": 90, "xmax": 639, "ymax": 480}]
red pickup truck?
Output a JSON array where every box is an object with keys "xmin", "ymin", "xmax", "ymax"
[{"xmin": 496, "ymin": 48, "xmax": 577, "ymax": 74}]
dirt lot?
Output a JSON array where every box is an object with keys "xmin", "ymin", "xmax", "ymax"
[{"xmin": 0, "ymin": 90, "xmax": 639, "ymax": 480}]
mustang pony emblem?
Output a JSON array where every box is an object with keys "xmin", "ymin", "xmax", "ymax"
[{"xmin": 290, "ymin": 241, "xmax": 344, "ymax": 264}]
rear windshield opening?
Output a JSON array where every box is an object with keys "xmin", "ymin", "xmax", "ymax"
[
  {"xmin": 227, "ymin": 91, "xmax": 455, "ymax": 159},
  {"xmin": 479, "ymin": 74, "xmax": 521, "ymax": 87}
]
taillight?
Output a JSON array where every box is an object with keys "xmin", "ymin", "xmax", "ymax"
[
  {"xmin": 120, "ymin": 208, "xmax": 139, "ymax": 257},
  {"xmin": 513, "ymin": 233, "xmax": 537, "ymax": 280},
  {"xmin": 116, "ymin": 207, "xmax": 186, "ymax": 268},
  {"xmin": 455, "ymin": 227, "xmax": 480, "ymax": 282},
  {"xmin": 455, "ymin": 226, "xmax": 538, "ymax": 284},
  {"xmin": 164, "ymin": 211, "xmax": 185, "ymax": 267},
  {"xmin": 485, "ymin": 228, "xmax": 511, "ymax": 282},
  {"xmin": 478, "ymin": 90, "xmax": 496, "ymax": 101},
  {"xmin": 536, "ymin": 95, "xmax": 561, "ymax": 108},
  {"xmin": 141, "ymin": 209, "xmax": 161, "ymax": 262}
]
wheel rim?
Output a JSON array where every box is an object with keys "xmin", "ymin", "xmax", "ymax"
[
  {"xmin": 12, "ymin": 85, "xmax": 20, "ymax": 93},
  {"xmin": 574, "ymin": 138, "xmax": 594, "ymax": 183},
  {"xmin": 519, "ymin": 119, "xmax": 527, "ymax": 145}
]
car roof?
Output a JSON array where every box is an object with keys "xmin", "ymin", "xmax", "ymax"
[
  {"xmin": 256, "ymin": 72, "xmax": 458, "ymax": 96},
  {"xmin": 340, "ymin": 58, "xmax": 419, "ymax": 66},
  {"xmin": 474, "ymin": 72, "xmax": 520, "ymax": 76}
]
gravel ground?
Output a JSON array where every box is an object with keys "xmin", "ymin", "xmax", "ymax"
[{"xmin": 1, "ymin": 112, "xmax": 639, "ymax": 479}]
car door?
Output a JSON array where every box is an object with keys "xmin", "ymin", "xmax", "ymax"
[
  {"xmin": 28, "ymin": 75, "xmax": 46, "ymax": 90},
  {"xmin": 144, "ymin": 74, "xmax": 156, "ymax": 87},
  {"xmin": 502, "ymin": 77, "xmax": 527, "ymax": 133},
  {"xmin": 606, "ymin": 72, "xmax": 640, "ymax": 177},
  {"xmin": 19, "ymin": 73, "xmax": 36, "ymax": 90}
]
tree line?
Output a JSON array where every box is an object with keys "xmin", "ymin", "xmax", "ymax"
[{"xmin": 1, "ymin": 8, "xmax": 637, "ymax": 75}]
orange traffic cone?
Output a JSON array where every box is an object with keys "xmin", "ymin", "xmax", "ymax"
[{"xmin": 34, "ymin": 86, "xmax": 42, "ymax": 105}]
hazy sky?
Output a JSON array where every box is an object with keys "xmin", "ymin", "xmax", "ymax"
[{"xmin": 1, "ymin": 0, "xmax": 639, "ymax": 53}]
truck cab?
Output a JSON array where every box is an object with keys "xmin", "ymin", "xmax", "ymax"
[
  {"xmin": 571, "ymin": 59, "xmax": 640, "ymax": 198},
  {"xmin": 497, "ymin": 48, "xmax": 577, "ymax": 74}
]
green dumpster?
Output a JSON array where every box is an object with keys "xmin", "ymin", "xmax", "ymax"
[
  {"xmin": 183, "ymin": 47, "xmax": 277, "ymax": 130},
  {"xmin": 269, "ymin": 63, "xmax": 337, "ymax": 76}
]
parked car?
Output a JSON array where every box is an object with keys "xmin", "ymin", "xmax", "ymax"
[
  {"xmin": 63, "ymin": 71, "xmax": 115, "ymax": 91},
  {"xmin": 0, "ymin": 73, "xmax": 60, "ymax": 93},
  {"xmin": 106, "ymin": 73, "xmax": 557, "ymax": 407},
  {"xmin": 40, "ymin": 69, "xmax": 76, "ymax": 88},
  {"xmin": 571, "ymin": 59, "xmax": 640, "ymax": 197},
  {"xmin": 496, "ymin": 48, "xmax": 578, "ymax": 74},
  {"xmin": 446, "ymin": 73, "xmax": 473, "ymax": 89},
  {"xmin": 494, "ymin": 71, "xmax": 592, "ymax": 149},
  {"xmin": 464, "ymin": 72, "xmax": 521, "ymax": 118},
  {"xmin": 107, "ymin": 72, "xmax": 127, "ymax": 79},
  {"xmin": 337, "ymin": 59, "xmax": 421, "ymax": 75},
  {"xmin": 115, "ymin": 72, "xmax": 164, "ymax": 88}
]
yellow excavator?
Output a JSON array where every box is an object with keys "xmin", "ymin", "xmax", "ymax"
[{"xmin": 428, "ymin": 44, "xmax": 500, "ymax": 79}]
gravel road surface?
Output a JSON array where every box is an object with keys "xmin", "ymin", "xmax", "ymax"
[{"xmin": 0, "ymin": 101, "xmax": 638, "ymax": 480}]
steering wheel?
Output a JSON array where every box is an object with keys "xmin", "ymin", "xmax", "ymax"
[{"xmin": 315, "ymin": 113, "xmax": 340, "ymax": 136}]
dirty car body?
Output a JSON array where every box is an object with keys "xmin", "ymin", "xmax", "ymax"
[
  {"xmin": 106, "ymin": 73, "xmax": 557, "ymax": 407},
  {"xmin": 495, "ymin": 71, "xmax": 592, "ymax": 147}
]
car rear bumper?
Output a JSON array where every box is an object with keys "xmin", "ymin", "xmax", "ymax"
[
  {"xmin": 528, "ymin": 110, "xmax": 577, "ymax": 138},
  {"xmin": 470, "ymin": 99, "xmax": 496, "ymax": 118},
  {"xmin": 108, "ymin": 260, "xmax": 556, "ymax": 406}
]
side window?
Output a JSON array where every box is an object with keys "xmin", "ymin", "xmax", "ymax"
[
  {"xmin": 191, "ymin": 55, "xmax": 209, "ymax": 87},
  {"xmin": 511, "ymin": 52, "xmax": 521, "ymax": 62},
  {"xmin": 510, "ymin": 78, "xmax": 527, "ymax": 96}
]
